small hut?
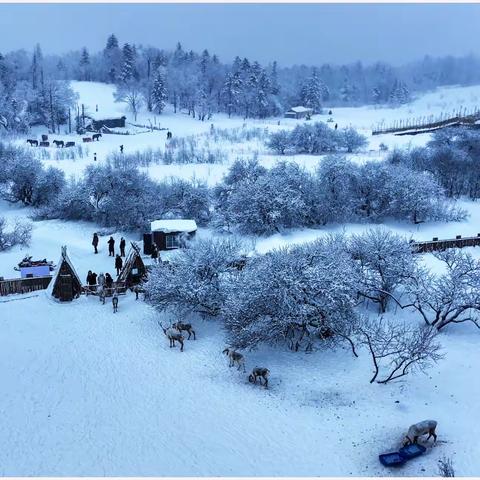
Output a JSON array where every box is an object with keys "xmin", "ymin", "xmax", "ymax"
[
  {"xmin": 284, "ymin": 106, "xmax": 314, "ymax": 119},
  {"xmin": 117, "ymin": 243, "xmax": 147, "ymax": 287},
  {"xmin": 144, "ymin": 219, "xmax": 197, "ymax": 254},
  {"xmin": 49, "ymin": 246, "xmax": 82, "ymax": 302}
]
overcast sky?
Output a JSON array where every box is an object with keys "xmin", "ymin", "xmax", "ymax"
[{"xmin": 1, "ymin": 3, "xmax": 479, "ymax": 66}]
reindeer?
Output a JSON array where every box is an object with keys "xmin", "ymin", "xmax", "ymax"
[
  {"xmin": 65, "ymin": 141, "xmax": 75, "ymax": 148},
  {"xmin": 172, "ymin": 321, "xmax": 196, "ymax": 340},
  {"xmin": 52, "ymin": 140, "xmax": 64, "ymax": 148},
  {"xmin": 92, "ymin": 133, "xmax": 102, "ymax": 141},
  {"xmin": 223, "ymin": 348, "xmax": 246, "ymax": 372},
  {"xmin": 248, "ymin": 367, "xmax": 270, "ymax": 388},
  {"xmin": 112, "ymin": 290, "xmax": 119, "ymax": 313},
  {"xmin": 160, "ymin": 322, "xmax": 185, "ymax": 352},
  {"xmin": 98, "ymin": 285, "xmax": 106, "ymax": 305},
  {"xmin": 403, "ymin": 420, "xmax": 438, "ymax": 446},
  {"xmin": 27, "ymin": 139, "xmax": 38, "ymax": 147}
]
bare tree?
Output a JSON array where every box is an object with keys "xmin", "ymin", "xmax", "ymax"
[
  {"xmin": 114, "ymin": 81, "xmax": 143, "ymax": 121},
  {"xmin": 385, "ymin": 249, "xmax": 480, "ymax": 331},
  {"xmin": 358, "ymin": 316, "xmax": 443, "ymax": 384}
]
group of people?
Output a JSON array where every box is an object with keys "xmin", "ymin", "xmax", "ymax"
[
  {"xmin": 92, "ymin": 233, "xmax": 126, "ymax": 257},
  {"xmin": 86, "ymin": 270, "xmax": 114, "ymax": 291}
]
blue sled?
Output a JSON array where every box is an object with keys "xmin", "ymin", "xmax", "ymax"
[{"xmin": 379, "ymin": 444, "xmax": 426, "ymax": 467}]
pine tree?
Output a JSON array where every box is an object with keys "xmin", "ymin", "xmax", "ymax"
[
  {"xmin": 151, "ymin": 69, "xmax": 167, "ymax": 114},
  {"xmin": 121, "ymin": 43, "xmax": 137, "ymax": 83},
  {"xmin": 300, "ymin": 68, "xmax": 323, "ymax": 113},
  {"xmin": 79, "ymin": 47, "xmax": 90, "ymax": 81},
  {"xmin": 104, "ymin": 34, "xmax": 121, "ymax": 83}
]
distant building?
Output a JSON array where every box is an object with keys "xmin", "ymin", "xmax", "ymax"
[
  {"xmin": 284, "ymin": 106, "xmax": 314, "ymax": 119},
  {"xmin": 86, "ymin": 114, "xmax": 127, "ymax": 131},
  {"xmin": 143, "ymin": 219, "xmax": 198, "ymax": 254}
]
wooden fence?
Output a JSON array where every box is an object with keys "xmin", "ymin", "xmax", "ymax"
[
  {"xmin": 411, "ymin": 234, "xmax": 480, "ymax": 254},
  {"xmin": 372, "ymin": 107, "xmax": 480, "ymax": 136},
  {"xmin": 0, "ymin": 275, "xmax": 52, "ymax": 297}
]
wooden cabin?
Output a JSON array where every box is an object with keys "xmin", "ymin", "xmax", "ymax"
[
  {"xmin": 144, "ymin": 219, "xmax": 197, "ymax": 254},
  {"xmin": 49, "ymin": 246, "xmax": 82, "ymax": 301},
  {"xmin": 284, "ymin": 106, "xmax": 314, "ymax": 119},
  {"xmin": 86, "ymin": 115, "xmax": 127, "ymax": 131}
]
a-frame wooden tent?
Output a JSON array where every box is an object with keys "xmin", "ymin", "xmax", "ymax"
[
  {"xmin": 117, "ymin": 242, "xmax": 147, "ymax": 287},
  {"xmin": 48, "ymin": 246, "xmax": 83, "ymax": 301}
]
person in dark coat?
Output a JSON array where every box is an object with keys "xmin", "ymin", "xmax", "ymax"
[
  {"xmin": 105, "ymin": 272, "xmax": 114, "ymax": 289},
  {"xmin": 334, "ymin": 123, "xmax": 338, "ymax": 130},
  {"xmin": 151, "ymin": 243, "xmax": 159, "ymax": 264},
  {"xmin": 120, "ymin": 237, "xmax": 126, "ymax": 257},
  {"xmin": 92, "ymin": 233, "xmax": 99, "ymax": 254},
  {"xmin": 115, "ymin": 254, "xmax": 123, "ymax": 276},
  {"xmin": 120, "ymin": 144, "xmax": 124, "ymax": 154},
  {"xmin": 86, "ymin": 270, "xmax": 93, "ymax": 285},
  {"xmin": 108, "ymin": 236, "xmax": 115, "ymax": 256}
]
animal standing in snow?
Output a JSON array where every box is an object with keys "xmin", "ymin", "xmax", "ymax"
[
  {"xmin": 173, "ymin": 321, "xmax": 196, "ymax": 340},
  {"xmin": 92, "ymin": 133, "xmax": 102, "ymax": 141},
  {"xmin": 39, "ymin": 141, "xmax": 49, "ymax": 147},
  {"xmin": 403, "ymin": 420, "xmax": 438, "ymax": 446},
  {"xmin": 65, "ymin": 141, "xmax": 75, "ymax": 148},
  {"xmin": 41, "ymin": 134, "xmax": 48, "ymax": 142},
  {"xmin": 248, "ymin": 367, "xmax": 270, "ymax": 388},
  {"xmin": 83, "ymin": 137, "xmax": 92, "ymax": 143},
  {"xmin": 160, "ymin": 323, "xmax": 185, "ymax": 352},
  {"xmin": 26, "ymin": 139, "xmax": 38, "ymax": 146},
  {"xmin": 223, "ymin": 348, "xmax": 246, "ymax": 372},
  {"xmin": 112, "ymin": 291, "xmax": 119, "ymax": 313},
  {"xmin": 53, "ymin": 140, "xmax": 64, "ymax": 148}
]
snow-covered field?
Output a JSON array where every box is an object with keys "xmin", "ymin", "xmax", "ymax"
[{"xmin": 2, "ymin": 82, "xmax": 480, "ymax": 476}]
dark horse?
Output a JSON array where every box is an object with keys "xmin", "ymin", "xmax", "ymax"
[
  {"xmin": 39, "ymin": 141, "xmax": 49, "ymax": 147},
  {"xmin": 92, "ymin": 133, "xmax": 102, "ymax": 141},
  {"xmin": 65, "ymin": 141, "xmax": 76, "ymax": 148},
  {"xmin": 27, "ymin": 139, "xmax": 38, "ymax": 147},
  {"xmin": 53, "ymin": 140, "xmax": 64, "ymax": 148}
]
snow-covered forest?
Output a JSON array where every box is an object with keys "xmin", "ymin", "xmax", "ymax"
[{"xmin": 1, "ymin": 16, "xmax": 480, "ymax": 478}]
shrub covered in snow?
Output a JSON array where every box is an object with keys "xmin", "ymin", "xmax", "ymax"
[{"xmin": 0, "ymin": 216, "xmax": 32, "ymax": 251}]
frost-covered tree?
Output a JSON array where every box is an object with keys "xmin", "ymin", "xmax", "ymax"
[
  {"xmin": 0, "ymin": 216, "xmax": 32, "ymax": 251},
  {"xmin": 224, "ymin": 236, "xmax": 360, "ymax": 353},
  {"xmin": 340, "ymin": 126, "xmax": 368, "ymax": 153},
  {"xmin": 300, "ymin": 68, "xmax": 326, "ymax": 113},
  {"xmin": 348, "ymin": 228, "xmax": 416, "ymax": 313},
  {"xmin": 79, "ymin": 47, "xmax": 90, "ymax": 81},
  {"xmin": 115, "ymin": 80, "xmax": 143, "ymax": 121},
  {"xmin": 120, "ymin": 43, "xmax": 138, "ymax": 83},
  {"xmin": 267, "ymin": 129, "xmax": 291, "ymax": 154},
  {"xmin": 145, "ymin": 237, "xmax": 244, "ymax": 317}
]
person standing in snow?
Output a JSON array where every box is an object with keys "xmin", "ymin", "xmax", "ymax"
[
  {"xmin": 120, "ymin": 237, "xmax": 126, "ymax": 257},
  {"xmin": 115, "ymin": 254, "xmax": 123, "ymax": 276},
  {"xmin": 105, "ymin": 272, "xmax": 114, "ymax": 289},
  {"xmin": 120, "ymin": 144, "xmax": 124, "ymax": 154},
  {"xmin": 151, "ymin": 243, "xmax": 159, "ymax": 264},
  {"xmin": 108, "ymin": 236, "xmax": 115, "ymax": 256},
  {"xmin": 86, "ymin": 270, "xmax": 93, "ymax": 285},
  {"xmin": 92, "ymin": 232, "xmax": 99, "ymax": 254},
  {"xmin": 94, "ymin": 152, "xmax": 97, "ymax": 162},
  {"xmin": 334, "ymin": 123, "xmax": 338, "ymax": 130}
]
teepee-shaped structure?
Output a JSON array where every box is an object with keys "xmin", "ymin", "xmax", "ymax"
[
  {"xmin": 117, "ymin": 242, "xmax": 147, "ymax": 287},
  {"xmin": 49, "ymin": 246, "xmax": 83, "ymax": 301}
]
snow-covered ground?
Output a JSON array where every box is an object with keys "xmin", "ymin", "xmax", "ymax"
[{"xmin": 2, "ymin": 82, "xmax": 480, "ymax": 476}]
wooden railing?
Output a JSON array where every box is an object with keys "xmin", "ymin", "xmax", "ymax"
[
  {"xmin": 0, "ymin": 276, "xmax": 52, "ymax": 297},
  {"xmin": 372, "ymin": 108, "xmax": 480, "ymax": 136},
  {"xmin": 411, "ymin": 234, "xmax": 480, "ymax": 254}
]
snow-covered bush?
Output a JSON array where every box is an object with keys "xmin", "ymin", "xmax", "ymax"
[
  {"xmin": 223, "ymin": 236, "xmax": 360, "ymax": 353},
  {"xmin": 340, "ymin": 127, "xmax": 368, "ymax": 153},
  {"xmin": 145, "ymin": 237, "xmax": 244, "ymax": 318},
  {"xmin": 267, "ymin": 130, "xmax": 291, "ymax": 155},
  {"xmin": 0, "ymin": 216, "xmax": 32, "ymax": 251},
  {"xmin": 0, "ymin": 143, "xmax": 65, "ymax": 207}
]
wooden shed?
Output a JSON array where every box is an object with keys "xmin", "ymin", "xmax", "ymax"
[
  {"xmin": 284, "ymin": 106, "xmax": 314, "ymax": 119},
  {"xmin": 48, "ymin": 246, "xmax": 82, "ymax": 301},
  {"xmin": 117, "ymin": 243, "xmax": 147, "ymax": 287},
  {"xmin": 144, "ymin": 219, "xmax": 197, "ymax": 254},
  {"xmin": 88, "ymin": 115, "xmax": 127, "ymax": 131}
]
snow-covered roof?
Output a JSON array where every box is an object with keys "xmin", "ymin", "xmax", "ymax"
[
  {"xmin": 45, "ymin": 246, "xmax": 82, "ymax": 298},
  {"xmin": 289, "ymin": 106, "xmax": 313, "ymax": 113},
  {"xmin": 150, "ymin": 219, "xmax": 198, "ymax": 233},
  {"xmin": 86, "ymin": 113, "xmax": 126, "ymax": 121}
]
